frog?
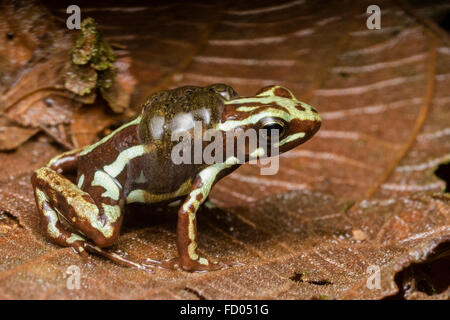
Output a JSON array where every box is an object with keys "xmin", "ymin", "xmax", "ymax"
[{"xmin": 31, "ymin": 84, "xmax": 321, "ymax": 272}]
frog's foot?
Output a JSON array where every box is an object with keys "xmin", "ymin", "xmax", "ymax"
[
  {"xmin": 33, "ymin": 199, "xmax": 150, "ymax": 271},
  {"xmin": 34, "ymin": 195, "xmax": 89, "ymax": 255},
  {"xmin": 83, "ymin": 243, "xmax": 154, "ymax": 272},
  {"xmin": 69, "ymin": 239, "xmax": 90, "ymax": 258},
  {"xmin": 147, "ymin": 256, "xmax": 242, "ymax": 272}
]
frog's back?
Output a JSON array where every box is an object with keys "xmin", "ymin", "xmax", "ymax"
[{"xmin": 76, "ymin": 116, "xmax": 142, "ymax": 174}]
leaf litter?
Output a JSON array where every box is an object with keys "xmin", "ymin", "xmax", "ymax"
[{"xmin": 0, "ymin": 0, "xmax": 449, "ymax": 299}]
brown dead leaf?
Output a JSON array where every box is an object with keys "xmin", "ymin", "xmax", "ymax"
[
  {"xmin": 70, "ymin": 99, "xmax": 134, "ymax": 148},
  {"xmin": 0, "ymin": 116, "xmax": 39, "ymax": 151},
  {"xmin": 0, "ymin": 0, "xmax": 67, "ymax": 91},
  {"xmin": 0, "ymin": 1, "xmax": 136, "ymax": 150},
  {"xmin": 0, "ymin": 1, "xmax": 79, "ymax": 149},
  {"xmin": 99, "ymin": 56, "xmax": 137, "ymax": 113},
  {"xmin": 0, "ymin": 0, "xmax": 449, "ymax": 299}
]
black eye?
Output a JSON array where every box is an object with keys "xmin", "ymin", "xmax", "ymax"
[
  {"xmin": 218, "ymin": 91, "xmax": 231, "ymax": 100},
  {"xmin": 207, "ymin": 84, "xmax": 239, "ymax": 100},
  {"xmin": 260, "ymin": 118, "xmax": 286, "ymax": 138}
]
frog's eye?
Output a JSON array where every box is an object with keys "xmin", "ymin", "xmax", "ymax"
[
  {"xmin": 259, "ymin": 118, "xmax": 286, "ymax": 139},
  {"xmin": 218, "ymin": 91, "xmax": 232, "ymax": 100},
  {"xmin": 221, "ymin": 88, "xmax": 239, "ymax": 100},
  {"xmin": 208, "ymin": 84, "xmax": 239, "ymax": 100}
]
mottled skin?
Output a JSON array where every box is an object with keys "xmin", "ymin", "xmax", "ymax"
[{"xmin": 31, "ymin": 84, "xmax": 321, "ymax": 272}]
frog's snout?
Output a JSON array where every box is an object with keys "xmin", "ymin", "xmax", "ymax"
[
  {"xmin": 308, "ymin": 116, "xmax": 322, "ymax": 140},
  {"xmin": 280, "ymin": 111, "xmax": 321, "ymax": 151},
  {"xmin": 298, "ymin": 117, "xmax": 321, "ymax": 143}
]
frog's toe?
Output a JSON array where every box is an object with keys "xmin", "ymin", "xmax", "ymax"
[
  {"xmin": 195, "ymin": 260, "xmax": 228, "ymax": 272},
  {"xmin": 156, "ymin": 256, "xmax": 241, "ymax": 272},
  {"xmin": 180, "ymin": 259, "xmax": 239, "ymax": 272},
  {"xmin": 70, "ymin": 241, "xmax": 90, "ymax": 258},
  {"xmin": 199, "ymin": 259, "xmax": 244, "ymax": 272},
  {"xmin": 81, "ymin": 243, "xmax": 154, "ymax": 272},
  {"xmin": 219, "ymin": 260, "xmax": 245, "ymax": 269}
]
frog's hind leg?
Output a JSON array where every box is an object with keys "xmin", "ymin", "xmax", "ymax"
[
  {"xmin": 31, "ymin": 167, "xmax": 152, "ymax": 271},
  {"xmin": 34, "ymin": 187, "xmax": 89, "ymax": 256},
  {"xmin": 32, "ymin": 166, "xmax": 124, "ymax": 246}
]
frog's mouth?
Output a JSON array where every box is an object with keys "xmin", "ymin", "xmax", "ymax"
[{"xmin": 277, "ymin": 118, "xmax": 322, "ymax": 152}]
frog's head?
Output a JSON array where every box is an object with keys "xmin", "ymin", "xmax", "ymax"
[{"xmin": 218, "ymin": 85, "xmax": 321, "ymax": 159}]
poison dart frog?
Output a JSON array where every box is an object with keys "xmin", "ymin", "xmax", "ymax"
[{"xmin": 31, "ymin": 84, "xmax": 321, "ymax": 272}]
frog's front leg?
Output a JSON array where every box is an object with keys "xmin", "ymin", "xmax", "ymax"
[{"xmin": 170, "ymin": 167, "xmax": 234, "ymax": 272}]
